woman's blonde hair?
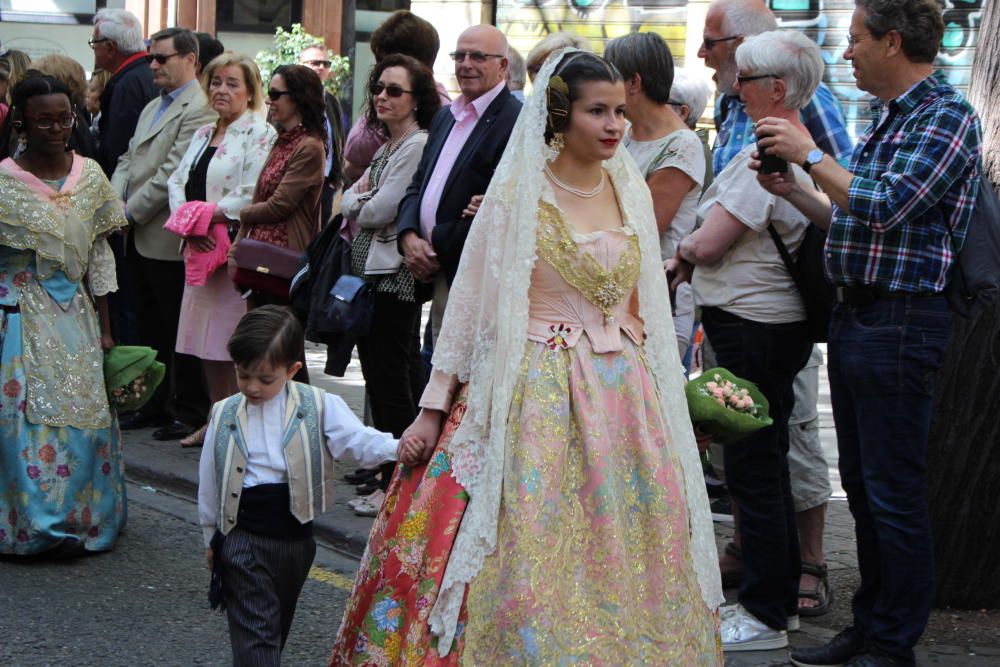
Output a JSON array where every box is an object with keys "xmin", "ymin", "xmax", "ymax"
[
  {"xmin": 32, "ymin": 54, "xmax": 88, "ymax": 109},
  {"xmin": 201, "ymin": 51, "xmax": 265, "ymax": 113}
]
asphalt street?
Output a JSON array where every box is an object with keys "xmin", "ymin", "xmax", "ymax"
[{"xmin": 0, "ymin": 482, "xmax": 358, "ymax": 666}]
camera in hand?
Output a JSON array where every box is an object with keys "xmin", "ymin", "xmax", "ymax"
[{"xmin": 756, "ymin": 135, "xmax": 788, "ymax": 174}]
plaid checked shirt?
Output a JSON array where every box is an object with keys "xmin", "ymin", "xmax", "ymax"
[
  {"xmin": 825, "ymin": 72, "xmax": 982, "ymax": 293},
  {"xmin": 712, "ymin": 81, "xmax": 853, "ymax": 174}
]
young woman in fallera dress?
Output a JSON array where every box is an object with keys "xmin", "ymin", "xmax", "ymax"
[{"xmin": 330, "ymin": 50, "xmax": 724, "ymax": 665}]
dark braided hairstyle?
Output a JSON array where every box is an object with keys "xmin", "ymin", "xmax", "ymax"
[
  {"xmin": 543, "ymin": 51, "xmax": 622, "ymax": 144},
  {"xmin": 0, "ymin": 74, "xmax": 73, "ymax": 159}
]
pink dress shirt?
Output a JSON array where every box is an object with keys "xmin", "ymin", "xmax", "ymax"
[{"xmin": 418, "ymin": 81, "xmax": 506, "ymax": 240}]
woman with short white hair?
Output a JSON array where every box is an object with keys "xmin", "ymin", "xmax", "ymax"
[
  {"xmin": 669, "ymin": 69, "xmax": 712, "ymax": 131},
  {"xmin": 670, "ymin": 29, "xmax": 822, "ymax": 652}
]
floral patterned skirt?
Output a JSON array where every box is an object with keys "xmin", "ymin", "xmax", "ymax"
[
  {"xmin": 331, "ymin": 337, "xmax": 721, "ymax": 665},
  {"xmin": 1, "ymin": 309, "xmax": 127, "ymax": 555}
]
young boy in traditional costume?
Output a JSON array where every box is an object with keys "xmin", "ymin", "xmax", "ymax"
[{"xmin": 198, "ymin": 305, "xmax": 399, "ymax": 664}]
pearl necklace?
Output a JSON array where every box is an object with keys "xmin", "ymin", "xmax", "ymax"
[{"xmin": 544, "ymin": 164, "xmax": 606, "ymax": 199}]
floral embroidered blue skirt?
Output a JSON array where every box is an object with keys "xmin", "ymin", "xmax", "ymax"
[{"xmin": 1, "ymin": 267, "xmax": 127, "ymax": 555}]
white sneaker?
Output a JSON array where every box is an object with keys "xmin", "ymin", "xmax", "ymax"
[
  {"xmin": 720, "ymin": 606, "xmax": 798, "ymax": 632},
  {"xmin": 720, "ymin": 603, "xmax": 788, "ymax": 652}
]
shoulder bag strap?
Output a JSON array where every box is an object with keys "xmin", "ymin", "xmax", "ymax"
[{"xmin": 767, "ymin": 223, "xmax": 804, "ymax": 293}]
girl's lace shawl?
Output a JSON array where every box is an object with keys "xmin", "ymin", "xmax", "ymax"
[
  {"xmin": 427, "ymin": 50, "xmax": 723, "ymax": 653},
  {"xmin": 0, "ymin": 157, "xmax": 126, "ymax": 282}
]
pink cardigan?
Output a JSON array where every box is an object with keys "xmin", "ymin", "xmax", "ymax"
[{"xmin": 164, "ymin": 201, "xmax": 230, "ymax": 286}]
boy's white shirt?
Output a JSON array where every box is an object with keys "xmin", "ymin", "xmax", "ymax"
[{"xmin": 198, "ymin": 385, "xmax": 398, "ymax": 546}]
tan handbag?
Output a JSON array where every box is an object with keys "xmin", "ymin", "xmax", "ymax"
[{"xmin": 362, "ymin": 223, "xmax": 404, "ymax": 276}]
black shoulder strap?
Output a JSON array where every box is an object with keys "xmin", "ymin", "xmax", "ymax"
[{"xmin": 767, "ymin": 223, "xmax": 803, "ymax": 291}]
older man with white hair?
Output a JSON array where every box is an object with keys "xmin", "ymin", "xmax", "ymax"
[{"xmin": 91, "ymin": 8, "xmax": 157, "ymax": 178}]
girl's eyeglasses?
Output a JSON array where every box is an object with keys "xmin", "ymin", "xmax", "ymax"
[
  {"xmin": 267, "ymin": 89, "xmax": 292, "ymax": 101},
  {"xmin": 22, "ymin": 113, "xmax": 76, "ymax": 129}
]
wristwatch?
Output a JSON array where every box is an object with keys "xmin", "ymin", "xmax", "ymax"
[{"xmin": 801, "ymin": 148, "xmax": 825, "ymax": 174}]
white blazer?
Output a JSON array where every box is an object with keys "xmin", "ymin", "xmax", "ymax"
[{"xmin": 167, "ymin": 109, "xmax": 276, "ymax": 223}]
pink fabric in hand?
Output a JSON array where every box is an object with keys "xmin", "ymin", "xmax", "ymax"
[{"xmin": 164, "ymin": 201, "xmax": 231, "ymax": 286}]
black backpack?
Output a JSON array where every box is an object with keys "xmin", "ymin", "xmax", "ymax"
[
  {"xmin": 945, "ymin": 172, "xmax": 1000, "ymax": 318},
  {"xmin": 768, "ymin": 222, "xmax": 833, "ymax": 343}
]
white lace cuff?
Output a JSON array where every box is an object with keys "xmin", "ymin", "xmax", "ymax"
[{"xmin": 87, "ymin": 238, "xmax": 119, "ymax": 296}]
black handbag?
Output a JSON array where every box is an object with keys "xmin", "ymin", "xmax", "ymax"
[
  {"xmin": 326, "ymin": 274, "xmax": 374, "ymax": 336},
  {"xmin": 768, "ymin": 222, "xmax": 833, "ymax": 343}
]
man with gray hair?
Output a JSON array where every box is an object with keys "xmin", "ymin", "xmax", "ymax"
[
  {"xmin": 91, "ymin": 8, "xmax": 158, "ymax": 350},
  {"xmin": 92, "ymin": 8, "xmax": 157, "ymax": 178},
  {"xmin": 700, "ymin": 0, "xmax": 852, "ymax": 175},
  {"xmin": 112, "ymin": 27, "xmax": 216, "ymax": 441}
]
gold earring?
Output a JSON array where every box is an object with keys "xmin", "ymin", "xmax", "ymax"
[{"xmin": 548, "ymin": 132, "xmax": 565, "ymax": 153}]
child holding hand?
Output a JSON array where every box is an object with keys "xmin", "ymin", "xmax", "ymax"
[{"xmin": 198, "ymin": 305, "xmax": 398, "ymax": 664}]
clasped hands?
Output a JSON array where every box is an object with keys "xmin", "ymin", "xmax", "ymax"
[
  {"xmin": 396, "ymin": 409, "xmax": 443, "ymax": 467},
  {"xmin": 186, "ymin": 208, "xmax": 231, "ymax": 253},
  {"xmin": 402, "ymin": 194, "xmax": 484, "ymax": 282}
]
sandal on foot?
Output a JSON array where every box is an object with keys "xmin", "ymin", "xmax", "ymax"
[
  {"xmin": 180, "ymin": 423, "xmax": 209, "ymax": 448},
  {"xmin": 798, "ymin": 561, "xmax": 834, "ymax": 617},
  {"xmin": 721, "ymin": 541, "xmax": 744, "ymax": 588}
]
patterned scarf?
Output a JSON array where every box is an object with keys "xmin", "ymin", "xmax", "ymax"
[{"xmin": 249, "ymin": 124, "xmax": 309, "ymax": 247}]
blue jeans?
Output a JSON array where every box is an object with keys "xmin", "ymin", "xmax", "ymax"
[
  {"xmin": 828, "ymin": 296, "xmax": 950, "ymax": 665},
  {"xmin": 701, "ymin": 307, "xmax": 812, "ymax": 630}
]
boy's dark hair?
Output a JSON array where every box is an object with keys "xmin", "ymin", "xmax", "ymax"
[{"xmin": 227, "ymin": 306, "xmax": 304, "ymax": 369}]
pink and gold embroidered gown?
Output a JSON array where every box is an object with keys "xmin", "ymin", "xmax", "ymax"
[{"xmin": 331, "ymin": 201, "xmax": 721, "ymax": 666}]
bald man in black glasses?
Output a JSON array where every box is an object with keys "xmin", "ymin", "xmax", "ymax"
[{"xmin": 396, "ymin": 24, "xmax": 522, "ymax": 344}]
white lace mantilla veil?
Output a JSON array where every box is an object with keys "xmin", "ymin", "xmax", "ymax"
[{"xmin": 426, "ymin": 48, "xmax": 724, "ymax": 652}]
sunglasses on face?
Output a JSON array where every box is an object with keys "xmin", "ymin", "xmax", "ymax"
[
  {"xmin": 371, "ymin": 82, "xmax": 413, "ymax": 98},
  {"xmin": 22, "ymin": 113, "xmax": 76, "ymax": 129},
  {"xmin": 449, "ymin": 51, "xmax": 505, "ymax": 64},
  {"xmin": 147, "ymin": 52, "xmax": 181, "ymax": 65},
  {"xmin": 702, "ymin": 35, "xmax": 740, "ymax": 50},
  {"xmin": 303, "ymin": 59, "xmax": 332, "ymax": 68},
  {"xmin": 267, "ymin": 89, "xmax": 292, "ymax": 101}
]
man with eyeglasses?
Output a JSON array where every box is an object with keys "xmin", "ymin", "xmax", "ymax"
[
  {"xmin": 300, "ymin": 43, "xmax": 346, "ymax": 226},
  {"xmin": 756, "ymin": 1, "xmax": 981, "ymax": 665},
  {"xmin": 91, "ymin": 8, "xmax": 157, "ymax": 179},
  {"xmin": 111, "ymin": 27, "xmax": 216, "ymax": 443},
  {"xmin": 699, "ymin": 0, "xmax": 852, "ymax": 177},
  {"xmin": 396, "ymin": 24, "xmax": 522, "ymax": 344}
]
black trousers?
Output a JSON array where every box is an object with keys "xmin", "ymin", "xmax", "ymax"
[
  {"xmin": 125, "ymin": 234, "xmax": 208, "ymax": 426},
  {"xmin": 701, "ymin": 306, "xmax": 812, "ymax": 630},
  {"xmin": 220, "ymin": 527, "xmax": 316, "ymax": 666},
  {"xmin": 356, "ymin": 291, "xmax": 422, "ymax": 486}
]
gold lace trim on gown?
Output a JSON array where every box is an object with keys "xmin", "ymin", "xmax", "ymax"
[{"xmin": 535, "ymin": 200, "xmax": 640, "ymax": 324}]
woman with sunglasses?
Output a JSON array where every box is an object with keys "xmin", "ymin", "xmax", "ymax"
[
  {"xmin": 166, "ymin": 52, "xmax": 276, "ymax": 448},
  {"xmin": 338, "ymin": 55, "xmax": 441, "ymax": 517},
  {"xmin": 0, "ymin": 75, "xmax": 128, "ymax": 558},
  {"xmin": 235, "ymin": 64, "xmax": 326, "ymax": 378}
]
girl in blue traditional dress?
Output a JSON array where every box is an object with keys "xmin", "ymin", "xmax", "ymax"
[{"xmin": 0, "ymin": 75, "xmax": 128, "ymax": 557}]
